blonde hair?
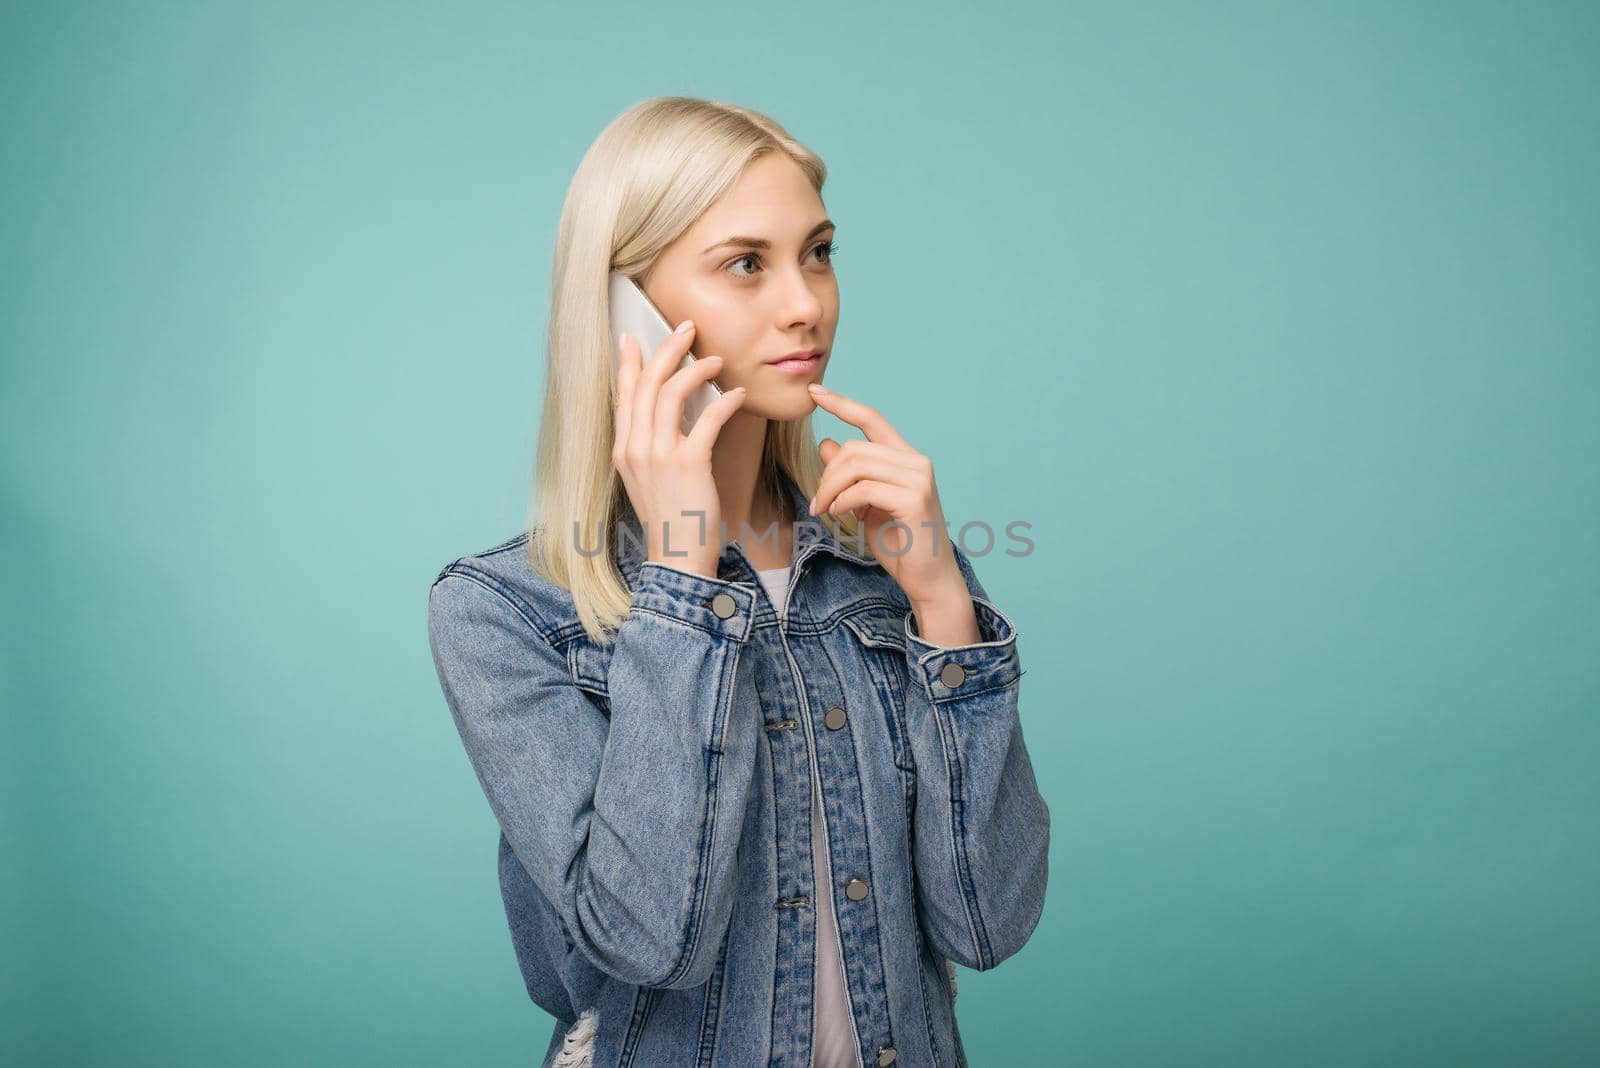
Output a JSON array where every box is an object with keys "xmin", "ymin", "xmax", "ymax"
[{"xmin": 526, "ymin": 96, "xmax": 865, "ymax": 642}]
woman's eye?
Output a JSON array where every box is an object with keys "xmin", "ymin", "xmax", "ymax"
[{"xmin": 724, "ymin": 241, "xmax": 837, "ymax": 279}]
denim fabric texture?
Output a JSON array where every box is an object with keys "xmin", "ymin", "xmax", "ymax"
[{"xmin": 427, "ymin": 470, "xmax": 1051, "ymax": 1067}]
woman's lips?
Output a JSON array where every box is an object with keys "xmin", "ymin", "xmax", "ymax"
[{"xmin": 769, "ymin": 352, "xmax": 823, "ymax": 374}]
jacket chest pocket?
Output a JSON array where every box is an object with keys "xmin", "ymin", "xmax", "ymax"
[{"xmin": 839, "ymin": 605, "xmax": 917, "ymax": 775}]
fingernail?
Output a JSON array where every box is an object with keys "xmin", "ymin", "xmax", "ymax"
[
  {"xmin": 808, "ymin": 383, "xmax": 828, "ymax": 394},
  {"xmin": 619, "ymin": 331, "xmax": 631, "ymax": 349},
  {"xmin": 675, "ymin": 319, "xmax": 694, "ymax": 334}
]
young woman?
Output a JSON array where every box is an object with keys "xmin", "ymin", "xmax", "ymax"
[{"xmin": 428, "ymin": 96, "xmax": 1050, "ymax": 1068}]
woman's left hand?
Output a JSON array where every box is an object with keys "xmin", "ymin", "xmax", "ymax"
[{"xmin": 805, "ymin": 382, "xmax": 970, "ymax": 610}]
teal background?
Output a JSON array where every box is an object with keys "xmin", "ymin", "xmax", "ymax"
[{"xmin": 3, "ymin": 1, "xmax": 1596, "ymax": 1064}]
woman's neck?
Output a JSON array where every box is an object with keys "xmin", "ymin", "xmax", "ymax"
[{"xmin": 711, "ymin": 411, "xmax": 793, "ymax": 570}]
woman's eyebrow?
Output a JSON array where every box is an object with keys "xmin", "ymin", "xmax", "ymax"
[{"xmin": 701, "ymin": 219, "xmax": 835, "ymax": 255}]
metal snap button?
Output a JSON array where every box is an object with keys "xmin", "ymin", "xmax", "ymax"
[
  {"xmin": 823, "ymin": 705, "xmax": 847, "ymax": 731},
  {"xmin": 939, "ymin": 662, "xmax": 967, "ymax": 688},
  {"xmin": 709, "ymin": 592, "xmax": 738, "ymax": 620},
  {"xmin": 844, "ymin": 877, "xmax": 869, "ymax": 901},
  {"xmin": 876, "ymin": 1046, "xmax": 898, "ymax": 1066}
]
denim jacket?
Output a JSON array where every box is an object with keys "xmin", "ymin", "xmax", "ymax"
[{"xmin": 427, "ymin": 471, "xmax": 1050, "ymax": 1067}]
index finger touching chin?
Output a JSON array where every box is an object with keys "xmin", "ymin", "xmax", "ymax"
[{"xmin": 808, "ymin": 383, "xmax": 909, "ymax": 448}]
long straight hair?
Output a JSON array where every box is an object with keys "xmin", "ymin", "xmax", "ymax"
[{"xmin": 527, "ymin": 96, "xmax": 866, "ymax": 642}]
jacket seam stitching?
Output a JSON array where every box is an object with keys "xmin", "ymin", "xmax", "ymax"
[
  {"xmin": 857, "ymin": 641, "xmax": 915, "ymax": 773},
  {"xmin": 928, "ymin": 675, "xmax": 1022, "ymax": 705},
  {"xmin": 822, "ymin": 639, "xmax": 898, "ymax": 1062},
  {"xmin": 929, "ymin": 698, "xmax": 993, "ymax": 969},
  {"xmin": 911, "ymin": 921, "xmax": 944, "ymax": 1067},
  {"xmin": 619, "ymin": 987, "xmax": 655, "ymax": 1068},
  {"xmin": 663, "ymin": 746, "xmax": 720, "ymax": 987},
  {"xmin": 695, "ymin": 937, "xmax": 731, "ymax": 1066},
  {"xmin": 629, "ymin": 604, "xmax": 746, "ymax": 643},
  {"xmin": 433, "ymin": 568, "xmax": 559, "ymax": 645},
  {"xmin": 660, "ymin": 636, "xmax": 743, "ymax": 985},
  {"xmin": 946, "ymin": 707, "xmax": 995, "ymax": 966}
]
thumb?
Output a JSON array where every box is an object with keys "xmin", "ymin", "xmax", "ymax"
[{"xmin": 818, "ymin": 437, "xmax": 840, "ymax": 463}]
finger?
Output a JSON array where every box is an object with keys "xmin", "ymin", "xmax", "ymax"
[
  {"xmin": 812, "ymin": 450, "xmax": 925, "ymax": 516},
  {"xmin": 683, "ymin": 385, "xmax": 750, "ymax": 456},
  {"xmin": 642, "ymin": 319, "xmax": 700, "ymax": 392},
  {"xmin": 812, "ymin": 440, "xmax": 926, "ymax": 513},
  {"xmin": 631, "ymin": 320, "xmax": 699, "ymax": 448},
  {"xmin": 818, "ymin": 437, "xmax": 926, "ymax": 477},
  {"xmin": 827, "ymin": 479, "xmax": 913, "ymax": 523},
  {"xmin": 807, "ymin": 384, "xmax": 909, "ymax": 449},
  {"xmin": 655, "ymin": 353, "xmax": 725, "ymax": 453}
]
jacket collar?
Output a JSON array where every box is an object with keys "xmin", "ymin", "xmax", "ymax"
[{"xmin": 610, "ymin": 468, "xmax": 881, "ymax": 587}]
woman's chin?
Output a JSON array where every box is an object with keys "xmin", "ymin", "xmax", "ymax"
[{"xmin": 740, "ymin": 387, "xmax": 822, "ymax": 422}]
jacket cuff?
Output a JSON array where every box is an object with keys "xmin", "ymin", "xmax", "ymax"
[
  {"xmin": 902, "ymin": 596, "xmax": 1022, "ymax": 703},
  {"xmin": 630, "ymin": 561, "xmax": 756, "ymax": 643}
]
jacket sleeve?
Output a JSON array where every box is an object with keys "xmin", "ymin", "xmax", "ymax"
[
  {"xmin": 427, "ymin": 559, "xmax": 761, "ymax": 990},
  {"xmin": 900, "ymin": 539, "xmax": 1051, "ymax": 971}
]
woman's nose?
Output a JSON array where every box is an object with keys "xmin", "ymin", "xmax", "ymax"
[{"xmin": 776, "ymin": 266, "xmax": 825, "ymax": 327}]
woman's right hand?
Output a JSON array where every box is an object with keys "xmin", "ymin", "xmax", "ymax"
[{"xmin": 613, "ymin": 320, "xmax": 749, "ymax": 577}]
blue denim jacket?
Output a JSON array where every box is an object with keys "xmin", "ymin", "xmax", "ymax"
[{"xmin": 427, "ymin": 472, "xmax": 1050, "ymax": 1067}]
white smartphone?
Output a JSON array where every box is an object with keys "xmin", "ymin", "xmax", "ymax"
[{"xmin": 608, "ymin": 272, "xmax": 723, "ymax": 436}]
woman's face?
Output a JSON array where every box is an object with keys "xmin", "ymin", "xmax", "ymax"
[{"xmin": 640, "ymin": 152, "xmax": 838, "ymax": 422}]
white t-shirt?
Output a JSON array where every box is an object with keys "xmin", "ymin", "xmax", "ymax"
[{"xmin": 756, "ymin": 565, "xmax": 861, "ymax": 1068}]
